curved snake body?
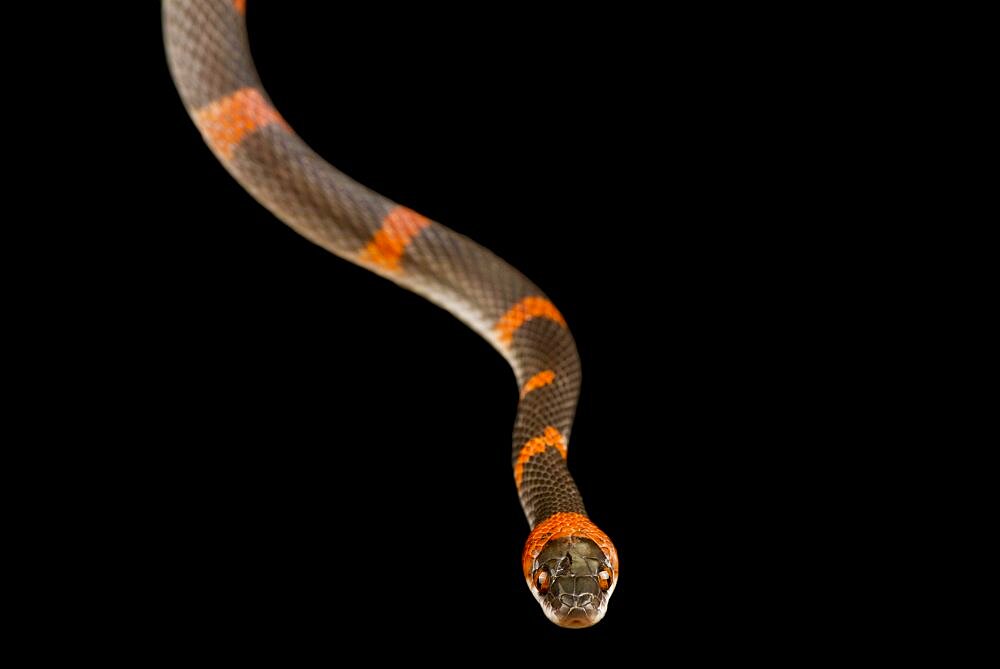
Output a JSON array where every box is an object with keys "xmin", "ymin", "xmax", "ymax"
[{"xmin": 163, "ymin": 0, "xmax": 618, "ymax": 627}]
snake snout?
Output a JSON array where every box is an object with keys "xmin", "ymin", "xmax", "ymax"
[
  {"xmin": 560, "ymin": 592, "xmax": 597, "ymax": 609},
  {"xmin": 560, "ymin": 595, "xmax": 600, "ymax": 627},
  {"xmin": 563, "ymin": 611, "xmax": 594, "ymax": 627},
  {"xmin": 553, "ymin": 602, "xmax": 602, "ymax": 628},
  {"xmin": 547, "ymin": 575, "xmax": 604, "ymax": 628}
]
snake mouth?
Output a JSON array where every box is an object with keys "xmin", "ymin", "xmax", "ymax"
[
  {"xmin": 543, "ymin": 599, "xmax": 606, "ymax": 628},
  {"xmin": 548, "ymin": 606, "xmax": 604, "ymax": 629},
  {"xmin": 563, "ymin": 608, "xmax": 597, "ymax": 627}
]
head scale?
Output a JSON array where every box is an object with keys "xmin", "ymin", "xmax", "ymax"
[{"xmin": 522, "ymin": 513, "xmax": 618, "ymax": 628}]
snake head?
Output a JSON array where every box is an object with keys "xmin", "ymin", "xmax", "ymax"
[{"xmin": 522, "ymin": 513, "xmax": 619, "ymax": 628}]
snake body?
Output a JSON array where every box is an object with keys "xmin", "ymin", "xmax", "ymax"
[{"xmin": 164, "ymin": 0, "xmax": 618, "ymax": 627}]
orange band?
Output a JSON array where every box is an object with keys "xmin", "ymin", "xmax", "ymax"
[
  {"xmin": 520, "ymin": 370, "xmax": 556, "ymax": 398},
  {"xmin": 233, "ymin": 0, "xmax": 246, "ymax": 14},
  {"xmin": 514, "ymin": 426, "xmax": 566, "ymax": 488},
  {"xmin": 193, "ymin": 87, "xmax": 289, "ymax": 160},
  {"xmin": 522, "ymin": 512, "xmax": 618, "ymax": 581},
  {"xmin": 359, "ymin": 206, "xmax": 432, "ymax": 271},
  {"xmin": 495, "ymin": 297, "xmax": 566, "ymax": 345}
]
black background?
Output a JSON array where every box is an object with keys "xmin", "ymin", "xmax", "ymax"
[{"xmin": 43, "ymin": 1, "xmax": 899, "ymax": 660}]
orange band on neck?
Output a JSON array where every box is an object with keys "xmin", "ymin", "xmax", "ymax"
[{"xmin": 522, "ymin": 512, "xmax": 618, "ymax": 582}]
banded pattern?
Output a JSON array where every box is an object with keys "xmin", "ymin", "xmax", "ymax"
[
  {"xmin": 164, "ymin": 0, "xmax": 586, "ymax": 525},
  {"xmin": 164, "ymin": 0, "xmax": 616, "ymax": 625},
  {"xmin": 359, "ymin": 206, "xmax": 432, "ymax": 271},
  {"xmin": 495, "ymin": 296, "xmax": 567, "ymax": 344},
  {"xmin": 193, "ymin": 87, "xmax": 289, "ymax": 159},
  {"xmin": 521, "ymin": 370, "xmax": 556, "ymax": 398},
  {"xmin": 514, "ymin": 426, "xmax": 567, "ymax": 488}
]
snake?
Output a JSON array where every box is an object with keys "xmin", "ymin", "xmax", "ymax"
[{"xmin": 163, "ymin": 0, "xmax": 619, "ymax": 628}]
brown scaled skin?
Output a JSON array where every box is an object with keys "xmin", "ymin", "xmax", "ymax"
[{"xmin": 164, "ymin": 0, "xmax": 618, "ymax": 627}]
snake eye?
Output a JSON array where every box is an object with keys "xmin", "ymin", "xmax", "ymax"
[
  {"xmin": 534, "ymin": 568, "xmax": 550, "ymax": 594},
  {"xmin": 597, "ymin": 567, "xmax": 613, "ymax": 591}
]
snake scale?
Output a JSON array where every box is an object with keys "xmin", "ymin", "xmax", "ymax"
[{"xmin": 163, "ymin": 0, "xmax": 618, "ymax": 627}]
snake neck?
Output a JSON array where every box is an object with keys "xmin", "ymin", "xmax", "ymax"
[
  {"xmin": 164, "ymin": 0, "xmax": 588, "ymax": 533},
  {"xmin": 508, "ymin": 321, "xmax": 586, "ymax": 527}
]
